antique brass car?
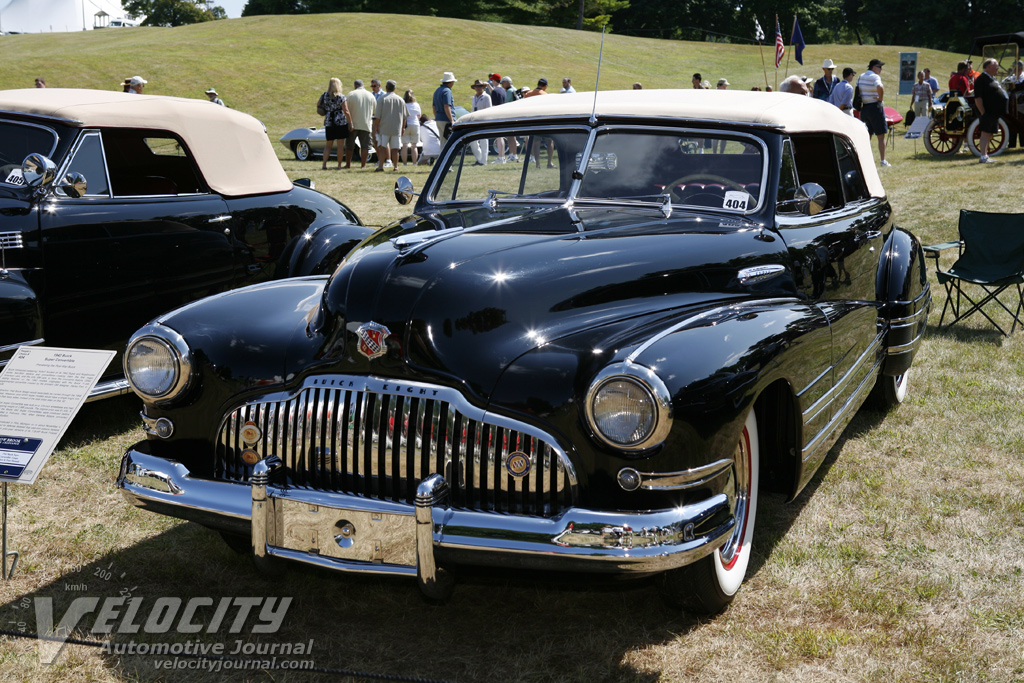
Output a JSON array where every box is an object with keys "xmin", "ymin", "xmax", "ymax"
[{"xmin": 924, "ymin": 32, "xmax": 1024, "ymax": 158}]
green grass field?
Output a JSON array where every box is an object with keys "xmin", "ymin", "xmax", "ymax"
[{"xmin": 2, "ymin": 15, "xmax": 1024, "ymax": 683}]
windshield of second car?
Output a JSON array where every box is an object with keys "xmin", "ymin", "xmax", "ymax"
[
  {"xmin": 430, "ymin": 126, "xmax": 765, "ymax": 213},
  {"xmin": 0, "ymin": 121, "xmax": 59, "ymax": 187},
  {"xmin": 433, "ymin": 129, "xmax": 588, "ymax": 203},
  {"xmin": 578, "ymin": 129, "xmax": 765, "ymax": 212}
]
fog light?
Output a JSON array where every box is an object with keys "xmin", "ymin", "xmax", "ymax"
[
  {"xmin": 153, "ymin": 417, "xmax": 174, "ymax": 439},
  {"xmin": 617, "ymin": 467, "xmax": 641, "ymax": 492}
]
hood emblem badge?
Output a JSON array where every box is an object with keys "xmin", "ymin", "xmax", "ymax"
[
  {"xmin": 506, "ymin": 451, "xmax": 532, "ymax": 478},
  {"xmin": 355, "ymin": 322, "xmax": 392, "ymax": 360}
]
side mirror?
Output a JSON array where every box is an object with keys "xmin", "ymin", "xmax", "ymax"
[
  {"xmin": 794, "ymin": 182, "xmax": 826, "ymax": 216},
  {"xmin": 22, "ymin": 154, "xmax": 57, "ymax": 188},
  {"xmin": 59, "ymin": 172, "xmax": 88, "ymax": 199},
  {"xmin": 394, "ymin": 176, "xmax": 417, "ymax": 205}
]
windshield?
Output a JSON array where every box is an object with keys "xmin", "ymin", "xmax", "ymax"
[
  {"xmin": 430, "ymin": 126, "xmax": 766, "ymax": 213},
  {"xmin": 0, "ymin": 121, "xmax": 59, "ymax": 187}
]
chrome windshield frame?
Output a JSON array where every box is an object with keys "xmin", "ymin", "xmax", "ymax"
[{"xmin": 424, "ymin": 123, "xmax": 771, "ymax": 216}]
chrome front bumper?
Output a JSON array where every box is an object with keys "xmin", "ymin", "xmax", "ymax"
[{"xmin": 118, "ymin": 448, "xmax": 735, "ymax": 595}]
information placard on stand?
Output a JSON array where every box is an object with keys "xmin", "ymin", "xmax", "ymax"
[{"xmin": 0, "ymin": 346, "xmax": 116, "ymax": 579}]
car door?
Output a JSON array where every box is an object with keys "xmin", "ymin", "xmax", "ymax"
[
  {"xmin": 39, "ymin": 128, "xmax": 237, "ymax": 359},
  {"xmin": 774, "ymin": 134, "xmax": 886, "ymax": 451}
]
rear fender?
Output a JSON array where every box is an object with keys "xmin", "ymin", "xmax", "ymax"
[
  {"xmin": 875, "ymin": 227, "xmax": 930, "ymax": 376},
  {"xmin": 0, "ymin": 271, "xmax": 43, "ymax": 364},
  {"xmin": 279, "ymin": 223, "xmax": 375, "ymax": 277}
]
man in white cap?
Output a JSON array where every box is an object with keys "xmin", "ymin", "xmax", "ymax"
[
  {"xmin": 128, "ymin": 76, "xmax": 146, "ymax": 94},
  {"xmin": 205, "ymin": 87, "xmax": 225, "ymax": 106},
  {"xmin": 812, "ymin": 59, "xmax": 839, "ymax": 101},
  {"xmin": 433, "ymin": 71, "xmax": 457, "ymax": 145}
]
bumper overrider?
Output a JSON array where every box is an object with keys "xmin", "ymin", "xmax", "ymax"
[{"xmin": 118, "ymin": 448, "xmax": 735, "ymax": 599}]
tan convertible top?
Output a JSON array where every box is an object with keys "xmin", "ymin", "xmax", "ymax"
[
  {"xmin": 0, "ymin": 88, "xmax": 291, "ymax": 197},
  {"xmin": 459, "ymin": 89, "xmax": 885, "ymax": 198}
]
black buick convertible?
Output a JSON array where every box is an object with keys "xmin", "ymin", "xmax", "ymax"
[{"xmin": 118, "ymin": 90, "xmax": 930, "ymax": 614}]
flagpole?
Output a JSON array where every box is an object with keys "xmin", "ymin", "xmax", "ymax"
[
  {"xmin": 759, "ymin": 42, "xmax": 769, "ymax": 90},
  {"xmin": 774, "ymin": 14, "xmax": 780, "ymax": 88},
  {"xmin": 784, "ymin": 15, "xmax": 796, "ymax": 79}
]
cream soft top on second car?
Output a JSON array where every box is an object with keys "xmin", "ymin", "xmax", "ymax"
[
  {"xmin": 0, "ymin": 88, "xmax": 292, "ymax": 197},
  {"xmin": 457, "ymin": 89, "xmax": 885, "ymax": 199}
]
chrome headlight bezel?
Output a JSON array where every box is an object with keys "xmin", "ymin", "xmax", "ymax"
[
  {"xmin": 584, "ymin": 363, "xmax": 673, "ymax": 452},
  {"xmin": 123, "ymin": 324, "xmax": 192, "ymax": 403}
]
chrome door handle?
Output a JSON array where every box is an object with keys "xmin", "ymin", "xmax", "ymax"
[{"xmin": 208, "ymin": 215, "xmax": 232, "ymax": 224}]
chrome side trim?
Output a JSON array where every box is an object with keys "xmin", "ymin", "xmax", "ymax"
[
  {"xmin": 801, "ymin": 331, "xmax": 885, "ymax": 461},
  {"xmin": 0, "ymin": 338, "xmax": 44, "ymax": 356},
  {"xmin": 86, "ymin": 378, "xmax": 132, "ymax": 402},
  {"xmin": 634, "ymin": 458, "xmax": 733, "ymax": 491},
  {"xmin": 626, "ymin": 298, "xmax": 799, "ymax": 363},
  {"xmin": 738, "ymin": 264, "xmax": 786, "ymax": 285}
]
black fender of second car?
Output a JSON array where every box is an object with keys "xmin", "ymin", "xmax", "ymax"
[{"xmin": 875, "ymin": 227, "xmax": 930, "ymax": 377}]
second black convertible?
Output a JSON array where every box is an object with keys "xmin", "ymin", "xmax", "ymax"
[{"xmin": 118, "ymin": 90, "xmax": 930, "ymax": 614}]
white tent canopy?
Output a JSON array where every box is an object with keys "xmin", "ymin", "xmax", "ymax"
[{"xmin": 0, "ymin": 0, "xmax": 142, "ymax": 33}]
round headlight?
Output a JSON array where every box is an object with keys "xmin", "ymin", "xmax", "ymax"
[
  {"xmin": 585, "ymin": 365, "xmax": 672, "ymax": 451},
  {"xmin": 124, "ymin": 327, "xmax": 191, "ymax": 402},
  {"xmin": 590, "ymin": 378, "xmax": 657, "ymax": 446}
]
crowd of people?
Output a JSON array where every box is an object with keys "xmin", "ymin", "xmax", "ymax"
[{"xmin": 36, "ymin": 57, "xmax": 1019, "ymax": 171}]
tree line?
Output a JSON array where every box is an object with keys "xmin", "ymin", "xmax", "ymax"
[{"xmin": 125, "ymin": 0, "xmax": 1022, "ymax": 53}]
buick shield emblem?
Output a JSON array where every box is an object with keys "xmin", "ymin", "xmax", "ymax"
[{"xmin": 355, "ymin": 322, "xmax": 391, "ymax": 360}]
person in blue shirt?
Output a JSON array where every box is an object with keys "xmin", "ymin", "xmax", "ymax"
[{"xmin": 432, "ymin": 72, "xmax": 457, "ymax": 145}]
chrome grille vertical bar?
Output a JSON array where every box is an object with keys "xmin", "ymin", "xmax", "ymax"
[
  {"xmin": 401, "ymin": 396, "xmax": 415, "ymax": 502},
  {"xmin": 382, "ymin": 394, "xmax": 396, "ymax": 499},
  {"xmin": 308, "ymin": 388, "xmax": 322, "ymax": 488}
]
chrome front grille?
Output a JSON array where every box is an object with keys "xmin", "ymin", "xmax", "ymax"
[{"xmin": 215, "ymin": 375, "xmax": 576, "ymax": 517}]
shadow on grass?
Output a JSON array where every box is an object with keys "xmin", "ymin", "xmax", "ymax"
[
  {"xmin": 0, "ymin": 517, "xmax": 704, "ymax": 683},
  {"xmin": 57, "ymin": 394, "xmax": 143, "ymax": 449},
  {"xmin": 743, "ymin": 393, "xmax": 894, "ymax": 584},
  {"xmin": 924, "ymin": 321, "xmax": 1013, "ymax": 345}
]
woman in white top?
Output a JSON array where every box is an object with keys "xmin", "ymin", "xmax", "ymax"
[{"xmin": 402, "ymin": 90, "xmax": 422, "ymax": 165}]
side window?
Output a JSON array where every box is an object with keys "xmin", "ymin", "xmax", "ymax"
[
  {"xmin": 787, "ymin": 134, "xmax": 843, "ymax": 210},
  {"xmin": 777, "ymin": 138, "xmax": 800, "ymax": 208},
  {"xmin": 61, "ymin": 132, "xmax": 110, "ymax": 197},
  {"xmin": 101, "ymin": 129, "xmax": 205, "ymax": 197},
  {"xmin": 834, "ymin": 135, "xmax": 867, "ymax": 202}
]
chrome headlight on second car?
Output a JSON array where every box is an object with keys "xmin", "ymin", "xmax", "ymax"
[
  {"xmin": 124, "ymin": 325, "xmax": 192, "ymax": 403},
  {"xmin": 585, "ymin": 363, "xmax": 672, "ymax": 451}
]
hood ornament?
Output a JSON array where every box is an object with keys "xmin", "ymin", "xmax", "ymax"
[{"xmin": 355, "ymin": 322, "xmax": 391, "ymax": 360}]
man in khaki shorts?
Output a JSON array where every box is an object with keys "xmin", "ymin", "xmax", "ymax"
[{"xmin": 373, "ymin": 80, "xmax": 407, "ymax": 171}]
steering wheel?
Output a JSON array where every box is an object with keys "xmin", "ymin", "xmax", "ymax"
[{"xmin": 668, "ymin": 173, "xmax": 747, "ymax": 196}]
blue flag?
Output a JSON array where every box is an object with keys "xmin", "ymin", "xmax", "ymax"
[{"xmin": 791, "ymin": 16, "xmax": 806, "ymax": 65}]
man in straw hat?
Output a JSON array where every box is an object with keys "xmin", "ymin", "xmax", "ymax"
[
  {"xmin": 813, "ymin": 59, "xmax": 840, "ymax": 100},
  {"xmin": 433, "ymin": 71, "xmax": 457, "ymax": 145},
  {"xmin": 205, "ymin": 87, "xmax": 225, "ymax": 106}
]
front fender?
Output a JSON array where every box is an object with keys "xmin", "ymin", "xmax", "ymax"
[
  {"xmin": 876, "ymin": 227, "xmax": 930, "ymax": 376},
  {"xmin": 487, "ymin": 299, "xmax": 831, "ymax": 511}
]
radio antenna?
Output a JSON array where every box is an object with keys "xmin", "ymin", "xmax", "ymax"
[{"xmin": 589, "ymin": 24, "xmax": 606, "ymax": 126}]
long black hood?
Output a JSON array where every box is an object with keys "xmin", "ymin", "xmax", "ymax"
[{"xmin": 320, "ymin": 205, "xmax": 792, "ymax": 398}]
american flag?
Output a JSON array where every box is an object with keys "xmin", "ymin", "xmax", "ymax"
[{"xmin": 774, "ymin": 18, "xmax": 785, "ymax": 68}]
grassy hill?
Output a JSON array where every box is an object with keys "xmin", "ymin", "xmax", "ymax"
[{"xmin": 0, "ymin": 12, "xmax": 963, "ymax": 140}]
